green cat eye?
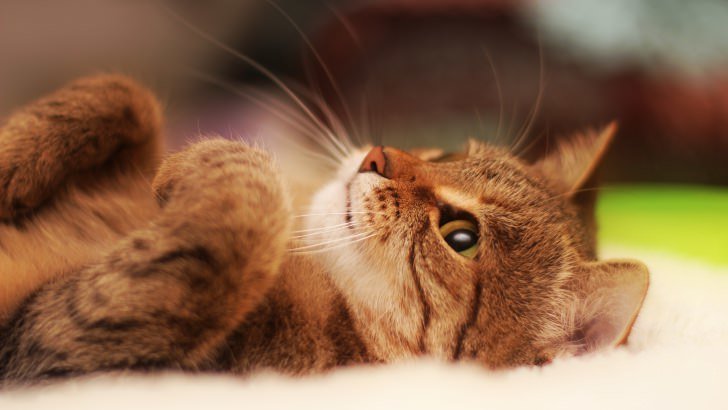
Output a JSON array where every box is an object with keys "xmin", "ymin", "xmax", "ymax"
[{"xmin": 439, "ymin": 220, "xmax": 479, "ymax": 258}]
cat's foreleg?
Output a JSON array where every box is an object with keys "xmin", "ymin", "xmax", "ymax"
[
  {"xmin": 0, "ymin": 75, "xmax": 162, "ymax": 221},
  {"xmin": 0, "ymin": 139, "xmax": 291, "ymax": 383}
]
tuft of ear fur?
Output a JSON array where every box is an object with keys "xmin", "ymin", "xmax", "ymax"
[
  {"xmin": 566, "ymin": 259, "xmax": 649, "ymax": 353},
  {"xmin": 534, "ymin": 122, "xmax": 617, "ymax": 195}
]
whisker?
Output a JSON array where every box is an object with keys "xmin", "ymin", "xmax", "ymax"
[
  {"xmin": 264, "ymin": 0, "xmax": 359, "ymax": 151},
  {"xmin": 161, "ymin": 6, "xmax": 346, "ymax": 157},
  {"xmin": 306, "ymin": 91, "xmax": 356, "ymax": 155},
  {"xmin": 311, "ymin": 93, "xmax": 356, "ymax": 153},
  {"xmin": 292, "ymin": 211, "xmax": 388, "ymax": 221},
  {"xmin": 288, "ymin": 230, "xmax": 375, "ymax": 251},
  {"xmin": 250, "ymin": 90, "xmax": 351, "ymax": 163},
  {"xmin": 292, "ymin": 221, "xmax": 356, "ymax": 234},
  {"xmin": 290, "ymin": 224, "xmax": 361, "ymax": 239},
  {"xmin": 504, "ymin": 100, "xmax": 520, "ymax": 150},
  {"xmin": 473, "ymin": 106, "xmax": 486, "ymax": 139},
  {"xmin": 248, "ymin": 86, "xmax": 339, "ymax": 142},
  {"xmin": 290, "ymin": 228, "xmax": 364, "ymax": 241},
  {"xmin": 183, "ymin": 69, "xmax": 345, "ymax": 163},
  {"xmin": 360, "ymin": 82, "xmax": 384, "ymax": 146},
  {"xmin": 482, "ymin": 47, "xmax": 506, "ymax": 146},
  {"xmin": 511, "ymin": 40, "xmax": 545, "ymax": 156},
  {"xmin": 288, "ymin": 232, "xmax": 379, "ymax": 254},
  {"xmin": 513, "ymin": 129, "xmax": 547, "ymax": 161},
  {"xmin": 327, "ymin": 3, "xmax": 371, "ymax": 148},
  {"xmin": 358, "ymin": 92, "xmax": 372, "ymax": 146},
  {"xmin": 284, "ymin": 143, "xmax": 342, "ymax": 168},
  {"xmin": 291, "ymin": 84, "xmax": 354, "ymax": 155},
  {"xmin": 326, "ymin": 3, "xmax": 363, "ymax": 49}
]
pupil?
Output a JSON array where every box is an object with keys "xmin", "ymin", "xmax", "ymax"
[{"xmin": 445, "ymin": 229, "xmax": 477, "ymax": 252}]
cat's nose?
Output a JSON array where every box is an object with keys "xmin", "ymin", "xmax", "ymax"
[{"xmin": 358, "ymin": 146, "xmax": 389, "ymax": 178}]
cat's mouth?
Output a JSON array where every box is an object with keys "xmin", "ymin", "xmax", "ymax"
[{"xmin": 303, "ymin": 147, "xmax": 373, "ymax": 248}]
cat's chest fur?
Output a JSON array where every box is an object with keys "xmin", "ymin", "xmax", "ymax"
[
  {"xmin": 0, "ymin": 173, "xmax": 156, "ymax": 322},
  {"xmin": 214, "ymin": 255, "xmax": 372, "ymax": 374}
]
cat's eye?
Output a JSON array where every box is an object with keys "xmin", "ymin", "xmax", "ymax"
[{"xmin": 439, "ymin": 220, "xmax": 479, "ymax": 258}]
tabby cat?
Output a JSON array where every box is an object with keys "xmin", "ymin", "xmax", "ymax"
[{"xmin": 0, "ymin": 75, "xmax": 648, "ymax": 385}]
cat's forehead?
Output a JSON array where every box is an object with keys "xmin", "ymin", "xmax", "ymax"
[
  {"xmin": 430, "ymin": 145, "xmax": 545, "ymax": 195},
  {"xmin": 432, "ymin": 141, "xmax": 528, "ymax": 173},
  {"xmin": 406, "ymin": 149, "xmax": 561, "ymax": 226}
]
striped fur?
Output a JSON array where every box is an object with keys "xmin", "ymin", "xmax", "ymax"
[{"xmin": 0, "ymin": 75, "xmax": 648, "ymax": 386}]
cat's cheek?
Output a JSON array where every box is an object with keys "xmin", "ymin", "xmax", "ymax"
[
  {"xmin": 307, "ymin": 180, "xmax": 347, "ymax": 227},
  {"xmin": 306, "ymin": 149, "xmax": 375, "ymax": 228},
  {"xmin": 350, "ymin": 172, "xmax": 386, "ymax": 200}
]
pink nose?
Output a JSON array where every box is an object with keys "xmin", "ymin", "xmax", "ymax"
[{"xmin": 358, "ymin": 146, "xmax": 388, "ymax": 177}]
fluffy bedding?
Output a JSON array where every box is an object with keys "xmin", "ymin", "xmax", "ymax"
[{"xmin": 1, "ymin": 245, "xmax": 726, "ymax": 409}]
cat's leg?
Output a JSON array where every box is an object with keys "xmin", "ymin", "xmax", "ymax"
[
  {"xmin": 0, "ymin": 74, "xmax": 163, "ymax": 220},
  {"xmin": 0, "ymin": 74, "xmax": 164, "ymax": 323},
  {"xmin": 0, "ymin": 139, "xmax": 291, "ymax": 383}
]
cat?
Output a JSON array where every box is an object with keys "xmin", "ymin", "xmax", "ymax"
[{"xmin": 0, "ymin": 74, "xmax": 649, "ymax": 385}]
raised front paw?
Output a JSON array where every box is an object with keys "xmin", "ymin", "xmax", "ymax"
[
  {"xmin": 0, "ymin": 74, "xmax": 162, "ymax": 220},
  {"xmin": 151, "ymin": 138, "xmax": 292, "ymax": 288},
  {"xmin": 152, "ymin": 139, "xmax": 285, "ymax": 209}
]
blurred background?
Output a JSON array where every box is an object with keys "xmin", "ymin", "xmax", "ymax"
[{"xmin": 1, "ymin": 0, "xmax": 727, "ymax": 263}]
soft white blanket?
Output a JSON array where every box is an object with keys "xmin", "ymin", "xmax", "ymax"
[{"xmin": 2, "ymin": 246, "xmax": 727, "ymax": 410}]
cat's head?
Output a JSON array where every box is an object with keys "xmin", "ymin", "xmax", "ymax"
[{"xmin": 305, "ymin": 123, "xmax": 649, "ymax": 368}]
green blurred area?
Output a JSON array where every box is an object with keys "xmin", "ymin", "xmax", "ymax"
[{"xmin": 597, "ymin": 185, "xmax": 728, "ymax": 266}]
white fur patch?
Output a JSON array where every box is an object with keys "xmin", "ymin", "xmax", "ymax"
[{"xmin": 305, "ymin": 149, "xmax": 424, "ymax": 353}]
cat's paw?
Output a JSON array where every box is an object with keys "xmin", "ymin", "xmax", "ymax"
[
  {"xmin": 152, "ymin": 139, "xmax": 276, "ymax": 206},
  {"xmin": 151, "ymin": 139, "xmax": 291, "ymax": 277},
  {"xmin": 0, "ymin": 158, "xmax": 52, "ymax": 219},
  {"xmin": 0, "ymin": 74, "xmax": 162, "ymax": 220}
]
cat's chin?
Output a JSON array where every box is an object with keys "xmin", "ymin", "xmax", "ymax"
[{"xmin": 304, "ymin": 147, "xmax": 380, "ymax": 249}]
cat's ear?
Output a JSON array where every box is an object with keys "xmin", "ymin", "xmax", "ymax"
[
  {"xmin": 566, "ymin": 259, "xmax": 649, "ymax": 353},
  {"xmin": 533, "ymin": 122, "xmax": 617, "ymax": 195}
]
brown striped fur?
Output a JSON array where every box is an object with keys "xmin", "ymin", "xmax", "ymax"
[{"xmin": 0, "ymin": 75, "xmax": 648, "ymax": 386}]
